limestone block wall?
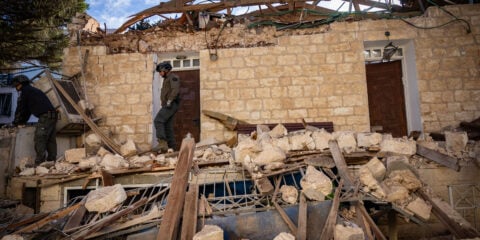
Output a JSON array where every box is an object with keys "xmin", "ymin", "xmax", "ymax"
[
  {"xmin": 63, "ymin": 47, "xmax": 155, "ymax": 150},
  {"xmin": 412, "ymin": 5, "xmax": 480, "ymax": 132},
  {"xmin": 200, "ymin": 4, "xmax": 480, "ymax": 140},
  {"xmin": 62, "ymin": 4, "xmax": 480, "ymax": 144}
]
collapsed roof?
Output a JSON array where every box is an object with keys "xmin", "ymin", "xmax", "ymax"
[{"xmin": 113, "ymin": 0, "xmax": 473, "ymax": 33}]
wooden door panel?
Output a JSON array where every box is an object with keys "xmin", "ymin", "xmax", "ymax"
[
  {"xmin": 366, "ymin": 60, "xmax": 407, "ymax": 137},
  {"xmin": 172, "ymin": 70, "xmax": 200, "ymax": 149}
]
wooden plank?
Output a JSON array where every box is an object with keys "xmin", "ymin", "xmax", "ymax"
[
  {"xmin": 255, "ymin": 177, "xmax": 274, "ymax": 194},
  {"xmin": 356, "ymin": 201, "xmax": 387, "ymax": 240},
  {"xmin": 63, "ymin": 204, "xmax": 87, "ymax": 231},
  {"xmin": 86, "ymin": 205, "xmax": 162, "ymax": 239},
  {"xmin": 328, "ymin": 140, "xmax": 354, "ymax": 187},
  {"xmin": 71, "ymin": 198, "xmax": 148, "ymax": 239},
  {"xmin": 320, "ymin": 180, "xmax": 343, "ymax": 240},
  {"xmin": 45, "ymin": 70, "xmax": 122, "ymax": 155},
  {"xmin": 296, "ymin": 193, "xmax": 308, "ymax": 240},
  {"xmin": 157, "ymin": 136, "xmax": 196, "ymax": 240},
  {"xmin": 273, "ymin": 201, "xmax": 298, "ymax": 234},
  {"xmin": 181, "ymin": 184, "xmax": 199, "ymax": 240},
  {"xmin": 417, "ymin": 189, "xmax": 479, "ymax": 238},
  {"xmin": 1, "ymin": 212, "xmax": 49, "ymax": 232},
  {"xmin": 14, "ymin": 203, "xmax": 81, "ymax": 234},
  {"xmin": 416, "ymin": 144, "xmax": 460, "ymax": 171},
  {"xmin": 388, "ymin": 210, "xmax": 398, "ymax": 240}
]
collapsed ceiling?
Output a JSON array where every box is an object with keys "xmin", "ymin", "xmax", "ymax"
[{"xmin": 113, "ymin": 0, "xmax": 472, "ymax": 33}]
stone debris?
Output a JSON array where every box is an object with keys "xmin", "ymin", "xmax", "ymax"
[
  {"xmin": 334, "ymin": 224, "xmax": 365, "ymax": 240},
  {"xmin": 406, "ymin": 197, "xmax": 432, "ymax": 221},
  {"xmin": 311, "ymin": 128, "xmax": 332, "ymax": 151},
  {"xmin": 120, "ymin": 139, "xmax": 138, "ymax": 156},
  {"xmin": 356, "ymin": 132, "xmax": 382, "ymax": 148},
  {"xmin": 445, "ymin": 131, "xmax": 468, "ymax": 153},
  {"xmin": 289, "ymin": 131, "xmax": 315, "ymax": 151},
  {"xmin": 269, "ymin": 124, "xmax": 288, "ymax": 138},
  {"xmin": 1, "ymin": 235, "xmax": 24, "ymax": 240},
  {"xmin": 18, "ymin": 168, "xmax": 35, "ymax": 176},
  {"xmin": 279, "ymin": 185, "xmax": 298, "ymax": 204},
  {"xmin": 334, "ymin": 131, "xmax": 357, "ymax": 153},
  {"xmin": 85, "ymin": 184, "xmax": 127, "ymax": 213},
  {"xmin": 100, "ymin": 154, "xmax": 129, "ymax": 170},
  {"xmin": 64, "ymin": 148, "xmax": 86, "ymax": 163},
  {"xmin": 300, "ymin": 166, "xmax": 332, "ymax": 201},
  {"xmin": 380, "ymin": 138, "xmax": 416, "ymax": 156},
  {"xmin": 193, "ymin": 225, "xmax": 224, "ymax": 240},
  {"xmin": 273, "ymin": 232, "xmax": 295, "ymax": 240}
]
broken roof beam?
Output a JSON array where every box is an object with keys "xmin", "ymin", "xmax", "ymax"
[{"xmin": 416, "ymin": 144, "xmax": 460, "ymax": 171}]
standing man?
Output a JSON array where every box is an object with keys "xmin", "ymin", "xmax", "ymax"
[
  {"xmin": 12, "ymin": 75, "xmax": 57, "ymax": 165},
  {"xmin": 154, "ymin": 61, "xmax": 180, "ymax": 153}
]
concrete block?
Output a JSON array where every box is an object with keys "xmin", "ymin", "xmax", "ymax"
[
  {"xmin": 301, "ymin": 166, "xmax": 332, "ymax": 200},
  {"xmin": 85, "ymin": 184, "xmax": 127, "ymax": 213},
  {"xmin": 280, "ymin": 185, "xmax": 298, "ymax": 204},
  {"xmin": 120, "ymin": 139, "xmax": 137, "ymax": 156},
  {"xmin": 334, "ymin": 131, "xmax": 357, "ymax": 153},
  {"xmin": 334, "ymin": 224, "xmax": 365, "ymax": 240},
  {"xmin": 64, "ymin": 148, "xmax": 86, "ymax": 163},
  {"xmin": 406, "ymin": 197, "xmax": 432, "ymax": 221},
  {"xmin": 361, "ymin": 157, "xmax": 386, "ymax": 181},
  {"xmin": 356, "ymin": 132, "xmax": 382, "ymax": 148},
  {"xmin": 380, "ymin": 138, "xmax": 416, "ymax": 156},
  {"xmin": 273, "ymin": 232, "xmax": 295, "ymax": 240},
  {"xmin": 312, "ymin": 129, "xmax": 332, "ymax": 151},
  {"xmin": 193, "ymin": 225, "xmax": 224, "ymax": 240},
  {"xmin": 445, "ymin": 131, "xmax": 468, "ymax": 153}
]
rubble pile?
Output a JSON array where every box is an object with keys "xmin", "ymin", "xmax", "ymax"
[{"xmin": 2, "ymin": 123, "xmax": 480, "ymax": 239}]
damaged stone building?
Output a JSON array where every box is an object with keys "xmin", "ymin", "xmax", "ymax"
[{"xmin": 1, "ymin": 0, "xmax": 480, "ymax": 239}]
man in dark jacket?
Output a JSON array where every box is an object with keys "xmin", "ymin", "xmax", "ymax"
[
  {"xmin": 12, "ymin": 75, "xmax": 57, "ymax": 165},
  {"xmin": 153, "ymin": 61, "xmax": 180, "ymax": 153}
]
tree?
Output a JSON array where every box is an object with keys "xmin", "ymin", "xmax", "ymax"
[{"xmin": 0, "ymin": 0, "xmax": 88, "ymax": 70}]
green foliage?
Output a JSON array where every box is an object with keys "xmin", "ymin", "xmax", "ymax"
[{"xmin": 0, "ymin": 0, "xmax": 88, "ymax": 70}]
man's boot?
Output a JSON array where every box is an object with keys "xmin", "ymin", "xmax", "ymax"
[{"xmin": 152, "ymin": 139, "xmax": 168, "ymax": 153}]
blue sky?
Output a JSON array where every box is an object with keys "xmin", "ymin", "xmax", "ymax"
[{"xmin": 86, "ymin": 0, "xmax": 161, "ymax": 29}]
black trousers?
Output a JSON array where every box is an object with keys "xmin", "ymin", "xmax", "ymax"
[
  {"xmin": 34, "ymin": 114, "xmax": 57, "ymax": 163},
  {"xmin": 154, "ymin": 101, "xmax": 179, "ymax": 149}
]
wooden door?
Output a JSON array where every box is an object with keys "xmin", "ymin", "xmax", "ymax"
[
  {"xmin": 366, "ymin": 60, "xmax": 408, "ymax": 137},
  {"xmin": 172, "ymin": 70, "xmax": 200, "ymax": 149}
]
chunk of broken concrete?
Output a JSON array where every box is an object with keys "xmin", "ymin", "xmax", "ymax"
[
  {"xmin": 359, "ymin": 167, "xmax": 386, "ymax": 199},
  {"xmin": 193, "ymin": 225, "xmax": 224, "ymax": 240},
  {"xmin": 333, "ymin": 131, "xmax": 357, "ymax": 153},
  {"xmin": 234, "ymin": 138, "xmax": 261, "ymax": 164},
  {"xmin": 383, "ymin": 184, "xmax": 409, "ymax": 203},
  {"xmin": 101, "ymin": 154, "xmax": 129, "ymax": 170},
  {"xmin": 97, "ymin": 147, "xmax": 111, "ymax": 157},
  {"xmin": 64, "ymin": 148, "xmax": 86, "ymax": 163},
  {"xmin": 445, "ymin": 131, "xmax": 468, "ymax": 153},
  {"xmin": 356, "ymin": 132, "xmax": 382, "ymax": 148},
  {"xmin": 85, "ymin": 133, "xmax": 102, "ymax": 155},
  {"xmin": 253, "ymin": 144, "xmax": 286, "ymax": 166},
  {"xmin": 35, "ymin": 166, "xmax": 49, "ymax": 175},
  {"xmin": 334, "ymin": 224, "xmax": 365, "ymax": 240},
  {"xmin": 280, "ymin": 185, "xmax": 298, "ymax": 204},
  {"xmin": 54, "ymin": 162, "xmax": 78, "ymax": 173},
  {"xmin": 312, "ymin": 129, "xmax": 332, "ymax": 151},
  {"xmin": 19, "ymin": 168, "xmax": 35, "ymax": 176},
  {"xmin": 387, "ymin": 169, "xmax": 422, "ymax": 191},
  {"xmin": 380, "ymin": 138, "xmax": 416, "ymax": 156},
  {"xmin": 269, "ymin": 124, "xmax": 288, "ymax": 138},
  {"xmin": 78, "ymin": 156, "xmax": 100, "ymax": 170},
  {"xmin": 300, "ymin": 166, "xmax": 332, "ymax": 201},
  {"xmin": 272, "ymin": 136, "xmax": 291, "ymax": 152},
  {"xmin": 361, "ymin": 157, "xmax": 386, "ymax": 181},
  {"xmin": 120, "ymin": 139, "xmax": 137, "ymax": 156},
  {"xmin": 1, "ymin": 234, "xmax": 24, "ymax": 240},
  {"xmin": 406, "ymin": 197, "xmax": 432, "ymax": 221},
  {"xmin": 290, "ymin": 131, "xmax": 316, "ymax": 151},
  {"xmin": 273, "ymin": 232, "xmax": 295, "ymax": 240},
  {"xmin": 85, "ymin": 184, "xmax": 127, "ymax": 213}
]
